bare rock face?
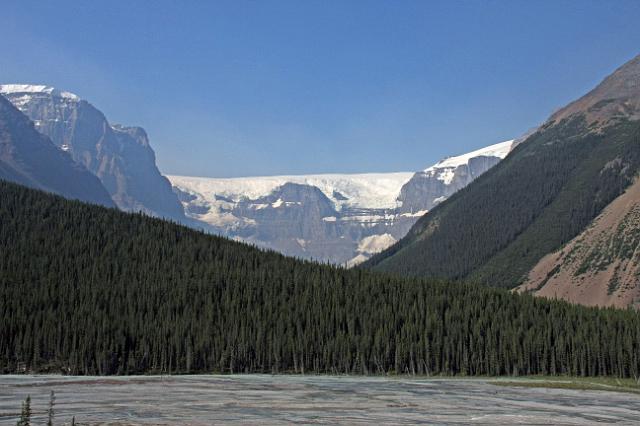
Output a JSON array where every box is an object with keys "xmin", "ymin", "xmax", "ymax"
[
  {"xmin": 0, "ymin": 94, "xmax": 115, "ymax": 207},
  {"xmin": 0, "ymin": 84, "xmax": 185, "ymax": 222},
  {"xmin": 169, "ymin": 140, "xmax": 512, "ymax": 265},
  {"xmin": 398, "ymin": 155, "xmax": 504, "ymax": 214}
]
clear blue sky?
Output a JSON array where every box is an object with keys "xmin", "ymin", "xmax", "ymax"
[{"xmin": 1, "ymin": 1, "xmax": 639, "ymax": 177}]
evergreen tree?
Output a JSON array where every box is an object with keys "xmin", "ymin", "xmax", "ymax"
[
  {"xmin": 0, "ymin": 179, "xmax": 638, "ymax": 378},
  {"xmin": 47, "ymin": 391, "xmax": 55, "ymax": 426},
  {"xmin": 16, "ymin": 395, "xmax": 31, "ymax": 426}
]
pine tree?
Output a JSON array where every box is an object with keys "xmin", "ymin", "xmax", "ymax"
[
  {"xmin": 16, "ymin": 395, "xmax": 31, "ymax": 426},
  {"xmin": 47, "ymin": 391, "xmax": 55, "ymax": 426}
]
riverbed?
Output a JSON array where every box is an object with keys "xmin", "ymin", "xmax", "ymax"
[{"xmin": 0, "ymin": 375, "xmax": 638, "ymax": 424}]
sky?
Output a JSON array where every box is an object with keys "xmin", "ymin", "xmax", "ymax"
[{"xmin": 1, "ymin": 1, "xmax": 640, "ymax": 178}]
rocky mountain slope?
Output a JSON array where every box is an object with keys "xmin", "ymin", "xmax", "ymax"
[
  {"xmin": 519, "ymin": 178, "xmax": 640, "ymax": 308},
  {"xmin": 365, "ymin": 54, "xmax": 640, "ymax": 303},
  {"xmin": 548, "ymin": 54, "xmax": 640, "ymax": 127},
  {"xmin": 0, "ymin": 94, "xmax": 114, "ymax": 207},
  {"xmin": 170, "ymin": 141, "xmax": 512, "ymax": 264},
  {"xmin": 0, "ymin": 84, "xmax": 185, "ymax": 222},
  {"xmin": 397, "ymin": 141, "xmax": 512, "ymax": 214}
]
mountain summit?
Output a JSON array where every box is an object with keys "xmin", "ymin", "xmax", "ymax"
[
  {"xmin": 0, "ymin": 94, "xmax": 114, "ymax": 207},
  {"xmin": 0, "ymin": 84, "xmax": 186, "ymax": 222}
]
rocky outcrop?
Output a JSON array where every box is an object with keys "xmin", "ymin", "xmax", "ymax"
[
  {"xmin": 398, "ymin": 155, "xmax": 504, "ymax": 214},
  {"xmin": 0, "ymin": 84, "xmax": 185, "ymax": 221},
  {"xmin": 0, "ymin": 94, "xmax": 115, "ymax": 207}
]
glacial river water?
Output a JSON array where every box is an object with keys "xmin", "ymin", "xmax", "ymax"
[{"xmin": 0, "ymin": 375, "xmax": 639, "ymax": 425}]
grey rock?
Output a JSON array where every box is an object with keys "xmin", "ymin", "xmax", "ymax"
[
  {"xmin": 0, "ymin": 94, "xmax": 115, "ymax": 207},
  {"xmin": 0, "ymin": 85, "xmax": 185, "ymax": 222}
]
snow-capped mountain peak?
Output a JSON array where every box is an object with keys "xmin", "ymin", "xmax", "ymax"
[
  {"xmin": 0, "ymin": 84, "xmax": 80, "ymax": 101},
  {"xmin": 423, "ymin": 139, "xmax": 514, "ymax": 184},
  {"xmin": 169, "ymin": 172, "xmax": 414, "ymax": 211},
  {"xmin": 169, "ymin": 138, "xmax": 515, "ymax": 266}
]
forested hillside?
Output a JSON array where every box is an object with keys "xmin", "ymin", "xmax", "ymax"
[
  {"xmin": 1, "ymin": 180, "xmax": 639, "ymax": 377},
  {"xmin": 365, "ymin": 54, "xmax": 640, "ymax": 289}
]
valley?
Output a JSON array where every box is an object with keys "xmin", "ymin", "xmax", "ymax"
[{"xmin": 1, "ymin": 5, "xmax": 640, "ymax": 424}]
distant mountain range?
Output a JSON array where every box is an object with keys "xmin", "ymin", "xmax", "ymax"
[
  {"xmin": 4, "ymin": 54, "xmax": 640, "ymax": 309},
  {"xmin": 366, "ymin": 54, "xmax": 640, "ymax": 308},
  {"xmin": 0, "ymin": 83, "xmax": 514, "ymax": 266},
  {"xmin": 170, "ymin": 140, "xmax": 513, "ymax": 265}
]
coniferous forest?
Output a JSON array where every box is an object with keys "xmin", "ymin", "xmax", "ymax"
[
  {"xmin": 1, "ymin": 180, "xmax": 639, "ymax": 377},
  {"xmin": 366, "ymin": 118, "xmax": 640, "ymax": 287}
]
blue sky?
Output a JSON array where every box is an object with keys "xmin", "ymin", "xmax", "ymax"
[{"xmin": 1, "ymin": 1, "xmax": 640, "ymax": 177}]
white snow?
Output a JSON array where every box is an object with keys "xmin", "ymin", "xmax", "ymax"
[
  {"xmin": 0, "ymin": 84, "xmax": 80, "ymax": 100},
  {"xmin": 433, "ymin": 196, "xmax": 447, "ymax": 204},
  {"xmin": 399, "ymin": 209, "xmax": 429, "ymax": 218},
  {"xmin": 423, "ymin": 139, "xmax": 514, "ymax": 184},
  {"xmin": 168, "ymin": 172, "xmax": 413, "ymax": 211},
  {"xmin": 169, "ymin": 139, "xmax": 514, "ymax": 249}
]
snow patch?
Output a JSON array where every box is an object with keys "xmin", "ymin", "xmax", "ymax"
[
  {"xmin": 423, "ymin": 139, "xmax": 514, "ymax": 184},
  {"xmin": 400, "ymin": 209, "xmax": 429, "ymax": 218},
  {"xmin": 0, "ymin": 84, "xmax": 80, "ymax": 101},
  {"xmin": 433, "ymin": 196, "xmax": 447, "ymax": 204},
  {"xmin": 357, "ymin": 233, "xmax": 397, "ymax": 255}
]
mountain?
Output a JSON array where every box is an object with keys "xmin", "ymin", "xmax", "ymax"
[
  {"xmin": 548, "ymin": 54, "xmax": 640, "ymax": 127},
  {"xmin": 1, "ymin": 178, "xmax": 638, "ymax": 377},
  {"xmin": 519, "ymin": 178, "xmax": 640, "ymax": 308},
  {"xmin": 169, "ymin": 142, "xmax": 512, "ymax": 264},
  {"xmin": 0, "ymin": 84, "xmax": 185, "ymax": 222},
  {"xmin": 397, "ymin": 140, "xmax": 513, "ymax": 214},
  {"xmin": 365, "ymin": 54, "xmax": 640, "ymax": 300},
  {"xmin": 170, "ymin": 172, "xmax": 413, "ymax": 264},
  {"xmin": 0, "ymin": 94, "xmax": 114, "ymax": 207}
]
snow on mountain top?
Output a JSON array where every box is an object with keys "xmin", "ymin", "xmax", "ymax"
[
  {"xmin": 0, "ymin": 84, "xmax": 80, "ymax": 100},
  {"xmin": 424, "ymin": 139, "xmax": 514, "ymax": 172},
  {"xmin": 168, "ymin": 172, "xmax": 414, "ymax": 210}
]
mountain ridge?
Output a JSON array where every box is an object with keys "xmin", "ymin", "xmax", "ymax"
[
  {"xmin": 365, "ymin": 53, "xmax": 640, "ymax": 301},
  {"xmin": 0, "ymin": 83, "xmax": 186, "ymax": 222},
  {"xmin": 0, "ymin": 94, "xmax": 115, "ymax": 207},
  {"xmin": 170, "ymin": 140, "xmax": 513, "ymax": 264}
]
